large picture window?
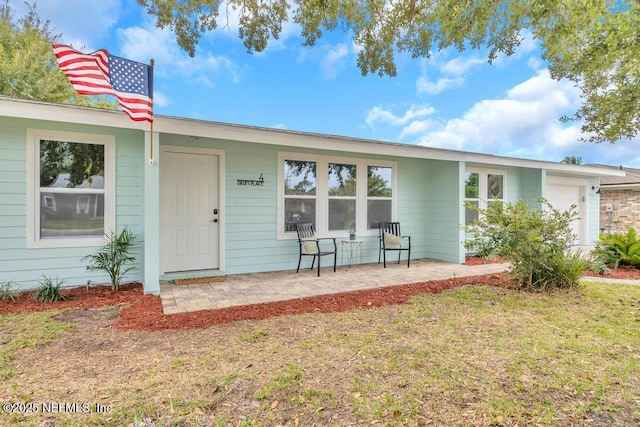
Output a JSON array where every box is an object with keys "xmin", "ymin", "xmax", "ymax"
[
  {"xmin": 27, "ymin": 130, "xmax": 115, "ymax": 248},
  {"xmin": 278, "ymin": 153, "xmax": 396, "ymax": 238}
]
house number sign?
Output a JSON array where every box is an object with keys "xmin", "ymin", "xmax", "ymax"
[{"xmin": 237, "ymin": 173, "xmax": 265, "ymax": 187}]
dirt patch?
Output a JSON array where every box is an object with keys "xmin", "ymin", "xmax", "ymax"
[{"xmin": 463, "ymin": 255, "xmax": 505, "ymax": 265}]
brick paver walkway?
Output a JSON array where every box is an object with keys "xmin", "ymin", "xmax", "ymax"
[{"xmin": 160, "ymin": 259, "xmax": 510, "ymax": 314}]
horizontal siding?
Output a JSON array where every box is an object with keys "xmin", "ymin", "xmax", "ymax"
[
  {"xmin": 395, "ymin": 157, "xmax": 428, "ymax": 259},
  {"xmin": 425, "ymin": 161, "xmax": 462, "ymax": 262},
  {"xmin": 224, "ymin": 142, "xmax": 281, "ymax": 272},
  {"xmin": 0, "ymin": 117, "xmax": 144, "ymax": 290},
  {"xmin": 0, "ymin": 124, "xmax": 27, "ymax": 281}
]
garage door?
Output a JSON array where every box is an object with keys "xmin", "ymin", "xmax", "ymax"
[{"xmin": 545, "ymin": 183, "xmax": 583, "ymax": 245}]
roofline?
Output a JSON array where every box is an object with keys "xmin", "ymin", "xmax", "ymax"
[
  {"xmin": 0, "ymin": 96, "xmax": 624, "ymax": 177},
  {"xmin": 600, "ymin": 183, "xmax": 640, "ymax": 190}
]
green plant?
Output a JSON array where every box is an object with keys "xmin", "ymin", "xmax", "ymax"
[
  {"xmin": 464, "ymin": 198, "xmax": 588, "ymax": 290},
  {"xmin": 592, "ymin": 227, "xmax": 640, "ymax": 269},
  {"xmin": 34, "ymin": 275, "xmax": 66, "ymax": 302},
  {"xmin": 82, "ymin": 227, "xmax": 137, "ymax": 291},
  {"xmin": 0, "ymin": 280, "xmax": 17, "ymax": 301},
  {"xmin": 588, "ymin": 257, "xmax": 609, "ymax": 275}
]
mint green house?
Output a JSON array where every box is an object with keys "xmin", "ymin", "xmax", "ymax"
[{"xmin": 0, "ymin": 96, "xmax": 623, "ymax": 294}]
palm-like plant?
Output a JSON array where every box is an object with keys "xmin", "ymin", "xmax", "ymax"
[
  {"xmin": 593, "ymin": 227, "xmax": 640, "ymax": 269},
  {"xmin": 83, "ymin": 228, "xmax": 137, "ymax": 291}
]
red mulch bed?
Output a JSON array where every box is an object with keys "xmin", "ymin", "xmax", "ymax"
[{"xmin": 1, "ymin": 257, "xmax": 637, "ymax": 332}]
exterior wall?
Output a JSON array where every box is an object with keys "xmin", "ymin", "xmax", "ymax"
[
  {"xmin": 599, "ymin": 189, "xmax": 640, "ymax": 234},
  {"xmin": 396, "ymin": 157, "xmax": 430, "ymax": 260},
  {"xmin": 425, "ymin": 160, "xmax": 463, "ymax": 262},
  {"xmin": 157, "ymin": 135, "xmax": 438, "ymax": 273},
  {"xmin": 0, "ymin": 107, "xmax": 613, "ymax": 291},
  {"xmin": 0, "ymin": 117, "xmax": 144, "ymax": 290},
  {"xmin": 507, "ymin": 168, "xmax": 543, "ymax": 207}
]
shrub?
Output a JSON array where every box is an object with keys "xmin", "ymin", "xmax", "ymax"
[
  {"xmin": 464, "ymin": 198, "xmax": 588, "ymax": 290},
  {"xmin": 592, "ymin": 227, "xmax": 640, "ymax": 269},
  {"xmin": 34, "ymin": 275, "xmax": 66, "ymax": 302},
  {"xmin": 0, "ymin": 280, "xmax": 17, "ymax": 301},
  {"xmin": 82, "ymin": 227, "xmax": 137, "ymax": 291}
]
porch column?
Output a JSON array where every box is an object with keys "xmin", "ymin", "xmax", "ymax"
[
  {"xmin": 456, "ymin": 161, "xmax": 467, "ymax": 263},
  {"xmin": 143, "ymin": 130, "xmax": 160, "ymax": 294}
]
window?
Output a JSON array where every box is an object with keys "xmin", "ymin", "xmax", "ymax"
[
  {"xmin": 464, "ymin": 169, "xmax": 505, "ymax": 225},
  {"xmin": 465, "ymin": 172, "xmax": 480, "ymax": 224},
  {"xmin": 367, "ymin": 166, "xmax": 392, "ymax": 229},
  {"xmin": 27, "ymin": 130, "xmax": 115, "ymax": 248},
  {"xmin": 284, "ymin": 160, "xmax": 317, "ymax": 231},
  {"xmin": 278, "ymin": 153, "xmax": 396, "ymax": 238},
  {"xmin": 328, "ymin": 163, "xmax": 356, "ymax": 231}
]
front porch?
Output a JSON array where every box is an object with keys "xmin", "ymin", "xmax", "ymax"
[{"xmin": 160, "ymin": 258, "xmax": 510, "ymax": 314}]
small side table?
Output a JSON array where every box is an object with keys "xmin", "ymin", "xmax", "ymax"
[{"xmin": 341, "ymin": 239, "xmax": 363, "ymax": 267}]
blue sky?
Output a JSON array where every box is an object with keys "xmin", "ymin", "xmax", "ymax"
[{"xmin": 17, "ymin": 0, "xmax": 640, "ymax": 167}]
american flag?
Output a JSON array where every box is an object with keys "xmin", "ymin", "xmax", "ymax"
[{"xmin": 52, "ymin": 44, "xmax": 153, "ymax": 122}]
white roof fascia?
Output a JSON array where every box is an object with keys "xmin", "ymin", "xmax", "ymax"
[
  {"xmin": 155, "ymin": 115, "xmax": 625, "ymax": 176},
  {"xmin": 0, "ymin": 96, "xmax": 625, "ymax": 178},
  {"xmin": 600, "ymin": 183, "xmax": 640, "ymax": 190},
  {"xmin": 0, "ymin": 96, "xmax": 143, "ymax": 130}
]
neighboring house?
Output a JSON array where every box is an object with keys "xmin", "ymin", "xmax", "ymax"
[
  {"xmin": 0, "ymin": 96, "xmax": 624, "ymax": 294},
  {"xmin": 587, "ymin": 164, "xmax": 640, "ymax": 234},
  {"xmin": 40, "ymin": 173, "xmax": 105, "ymax": 238}
]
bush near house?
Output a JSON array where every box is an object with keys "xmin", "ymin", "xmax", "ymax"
[
  {"xmin": 464, "ymin": 198, "xmax": 587, "ymax": 290},
  {"xmin": 592, "ymin": 226, "xmax": 640, "ymax": 269}
]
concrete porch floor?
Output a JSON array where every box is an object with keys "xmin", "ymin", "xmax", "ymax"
[{"xmin": 160, "ymin": 258, "xmax": 510, "ymax": 315}]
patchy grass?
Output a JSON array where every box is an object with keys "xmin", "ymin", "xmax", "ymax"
[
  {"xmin": 0, "ymin": 311, "xmax": 74, "ymax": 380},
  {"xmin": 0, "ymin": 282, "xmax": 638, "ymax": 426}
]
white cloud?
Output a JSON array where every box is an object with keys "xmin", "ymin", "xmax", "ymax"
[
  {"xmin": 366, "ymin": 68, "xmax": 640, "ymax": 166},
  {"xmin": 117, "ymin": 23, "xmax": 244, "ymax": 84},
  {"xmin": 399, "ymin": 120, "xmax": 435, "ymax": 140},
  {"xmin": 441, "ymin": 56, "xmax": 485, "ymax": 76},
  {"xmin": 321, "ymin": 44, "xmax": 350, "ymax": 78},
  {"xmin": 152, "ymin": 91, "xmax": 170, "ymax": 108},
  {"xmin": 415, "ymin": 52, "xmax": 483, "ymax": 95},
  {"xmin": 365, "ymin": 104, "xmax": 436, "ymax": 127},
  {"xmin": 416, "ymin": 76, "xmax": 465, "ymax": 95},
  {"xmin": 416, "ymin": 70, "xmax": 581, "ymax": 156},
  {"xmin": 13, "ymin": 0, "xmax": 122, "ymax": 50}
]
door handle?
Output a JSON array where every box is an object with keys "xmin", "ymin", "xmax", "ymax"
[{"xmin": 211, "ymin": 218, "xmax": 218, "ymax": 223}]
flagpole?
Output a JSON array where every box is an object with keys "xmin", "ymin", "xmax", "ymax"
[{"xmin": 149, "ymin": 58, "xmax": 155, "ymax": 165}]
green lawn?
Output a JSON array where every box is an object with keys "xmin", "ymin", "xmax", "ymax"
[{"xmin": 0, "ymin": 281, "xmax": 638, "ymax": 426}]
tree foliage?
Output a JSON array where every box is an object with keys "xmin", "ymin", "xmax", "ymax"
[
  {"xmin": 560, "ymin": 155, "xmax": 582, "ymax": 165},
  {"xmin": 137, "ymin": 0, "xmax": 639, "ymax": 144},
  {"xmin": 0, "ymin": 1, "xmax": 115, "ymax": 108}
]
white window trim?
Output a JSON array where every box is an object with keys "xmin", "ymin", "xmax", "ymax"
[
  {"xmin": 26, "ymin": 129, "xmax": 116, "ymax": 249},
  {"xmin": 277, "ymin": 152, "xmax": 397, "ymax": 239},
  {"xmin": 465, "ymin": 167, "xmax": 507, "ymax": 210}
]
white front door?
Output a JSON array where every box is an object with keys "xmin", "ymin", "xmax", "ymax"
[{"xmin": 161, "ymin": 150, "xmax": 219, "ymax": 273}]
